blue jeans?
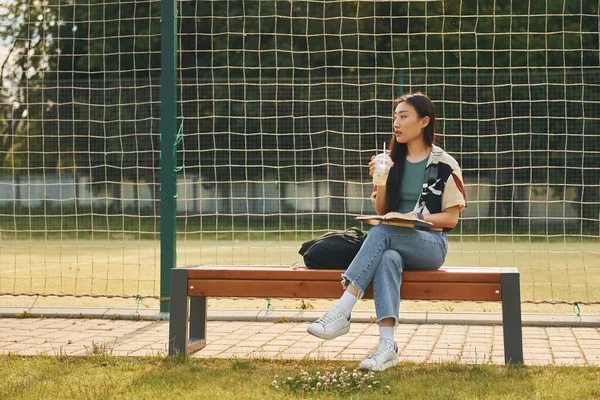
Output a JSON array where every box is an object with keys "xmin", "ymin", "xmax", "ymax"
[{"xmin": 341, "ymin": 224, "xmax": 448, "ymax": 325}]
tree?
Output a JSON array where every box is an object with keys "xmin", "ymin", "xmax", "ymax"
[
  {"xmin": 1, "ymin": 0, "xmax": 598, "ymax": 231},
  {"xmin": 0, "ymin": 0, "xmax": 162, "ymax": 213},
  {"xmin": 0, "ymin": 0, "xmax": 60, "ymax": 175}
]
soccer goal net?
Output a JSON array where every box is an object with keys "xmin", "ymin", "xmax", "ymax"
[{"xmin": 0, "ymin": 0, "xmax": 598, "ymax": 307}]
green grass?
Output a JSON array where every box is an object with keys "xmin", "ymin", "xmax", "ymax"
[
  {"xmin": 0, "ymin": 206, "xmax": 598, "ymax": 309},
  {"xmin": 1, "ymin": 210, "xmax": 599, "ymax": 240},
  {"xmin": 0, "ymin": 355, "xmax": 599, "ymax": 399},
  {"xmin": 1, "ymin": 238, "xmax": 598, "ymax": 304}
]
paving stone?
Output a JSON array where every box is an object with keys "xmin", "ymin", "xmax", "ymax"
[
  {"xmin": 210, "ymin": 323, "xmax": 251, "ymax": 333},
  {"xmin": 464, "ymin": 337, "xmax": 492, "ymax": 344},
  {"xmin": 259, "ymin": 345, "xmax": 290, "ymax": 352},
  {"xmin": 20, "ymin": 337, "xmax": 51, "ymax": 345},
  {"xmin": 0, "ymin": 318, "xmax": 599, "ymax": 366},
  {"xmin": 342, "ymin": 348, "xmax": 374, "ymax": 355},
  {"xmin": 404, "ymin": 343, "xmax": 436, "ymax": 351},
  {"xmin": 214, "ymin": 338, "xmax": 246, "ymax": 345},
  {"xmin": 202, "ymin": 343, "xmax": 234, "ymax": 352},
  {"xmin": 292, "ymin": 342, "xmax": 325, "ymax": 349},
  {"xmin": 349, "ymin": 340, "xmax": 379, "ymax": 348},
  {"xmin": 285, "ymin": 347, "xmax": 314, "ymax": 354},
  {"xmin": 551, "ymin": 351, "xmax": 583, "ymax": 358},
  {"xmin": 275, "ymin": 334, "xmax": 307, "ymax": 340},
  {"xmin": 330, "ymin": 337, "xmax": 358, "ymax": 345},
  {"xmin": 578, "ymin": 341, "xmax": 600, "ymax": 349},
  {"xmin": 524, "ymin": 349, "xmax": 552, "ymax": 356},
  {"xmin": 443, "ymin": 333, "xmax": 467, "ymax": 340},
  {"xmin": 402, "ymin": 350, "xmax": 431, "ymax": 358},
  {"xmin": 434, "ymin": 343, "xmax": 463, "ymax": 350},
  {"xmin": 523, "ymin": 338, "xmax": 550, "ymax": 343}
]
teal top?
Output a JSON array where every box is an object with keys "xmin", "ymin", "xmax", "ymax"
[{"xmin": 397, "ymin": 157, "xmax": 428, "ymax": 213}]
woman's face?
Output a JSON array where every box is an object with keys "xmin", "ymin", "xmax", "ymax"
[{"xmin": 393, "ymin": 101, "xmax": 429, "ymax": 145}]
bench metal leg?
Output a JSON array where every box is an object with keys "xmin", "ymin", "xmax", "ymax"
[
  {"xmin": 188, "ymin": 295, "xmax": 208, "ymax": 352},
  {"xmin": 169, "ymin": 268, "xmax": 189, "ymax": 355},
  {"xmin": 169, "ymin": 268, "xmax": 207, "ymax": 355},
  {"xmin": 501, "ymin": 272, "xmax": 524, "ymax": 364}
]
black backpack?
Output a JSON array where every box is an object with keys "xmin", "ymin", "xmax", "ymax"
[{"xmin": 298, "ymin": 227, "xmax": 367, "ymax": 270}]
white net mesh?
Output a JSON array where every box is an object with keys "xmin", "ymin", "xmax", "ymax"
[
  {"xmin": 0, "ymin": 0, "xmax": 598, "ymax": 305},
  {"xmin": 0, "ymin": 0, "xmax": 161, "ymax": 300},
  {"xmin": 176, "ymin": 0, "xmax": 600, "ymax": 305}
]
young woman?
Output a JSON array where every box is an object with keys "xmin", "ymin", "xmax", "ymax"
[{"xmin": 307, "ymin": 92, "xmax": 467, "ymax": 371}]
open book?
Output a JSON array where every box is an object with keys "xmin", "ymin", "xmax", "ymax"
[{"xmin": 356, "ymin": 212, "xmax": 433, "ymax": 229}]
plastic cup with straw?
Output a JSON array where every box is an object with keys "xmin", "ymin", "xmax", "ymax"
[{"xmin": 373, "ymin": 142, "xmax": 392, "ymax": 186}]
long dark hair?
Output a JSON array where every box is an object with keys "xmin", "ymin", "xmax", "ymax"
[{"xmin": 384, "ymin": 92, "xmax": 437, "ymax": 213}]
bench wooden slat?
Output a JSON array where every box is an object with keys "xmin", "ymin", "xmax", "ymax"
[
  {"xmin": 401, "ymin": 282, "xmax": 502, "ymax": 301},
  {"xmin": 186, "ymin": 266, "xmax": 502, "ymax": 284},
  {"xmin": 188, "ymin": 279, "xmax": 502, "ymax": 301}
]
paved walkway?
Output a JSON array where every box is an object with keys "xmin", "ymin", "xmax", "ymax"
[{"xmin": 1, "ymin": 309, "xmax": 599, "ymax": 366}]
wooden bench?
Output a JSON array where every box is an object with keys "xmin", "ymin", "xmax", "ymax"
[{"xmin": 168, "ymin": 265, "xmax": 523, "ymax": 364}]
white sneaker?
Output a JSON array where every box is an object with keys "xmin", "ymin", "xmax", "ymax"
[
  {"xmin": 359, "ymin": 342, "xmax": 399, "ymax": 371},
  {"xmin": 307, "ymin": 305, "xmax": 350, "ymax": 340}
]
